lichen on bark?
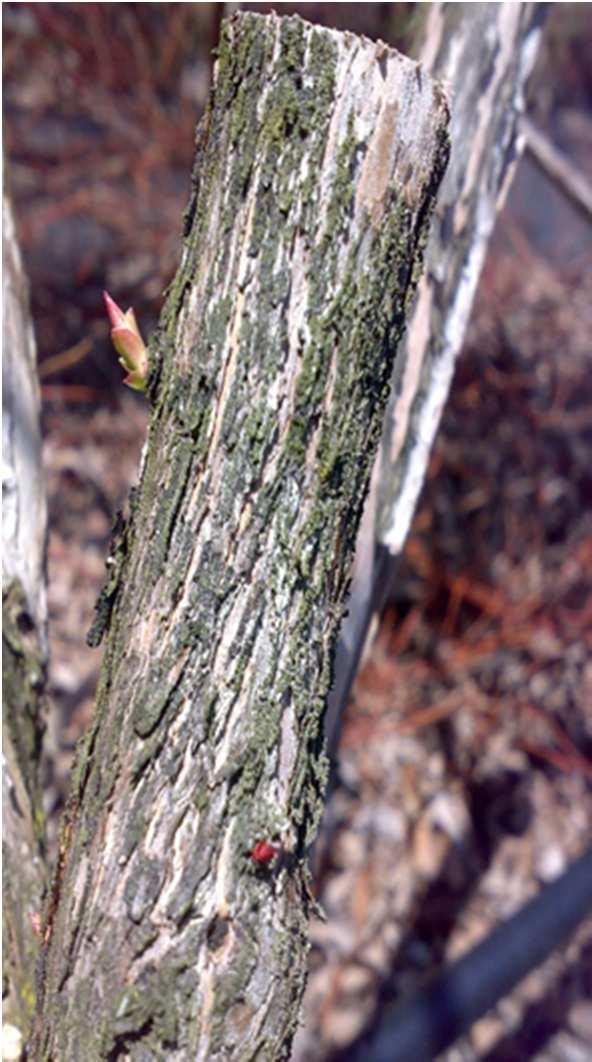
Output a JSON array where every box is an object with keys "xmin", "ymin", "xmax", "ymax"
[
  {"xmin": 3, "ymin": 582, "xmax": 47, "ymax": 1034},
  {"xmin": 32, "ymin": 12, "xmax": 449, "ymax": 1059}
]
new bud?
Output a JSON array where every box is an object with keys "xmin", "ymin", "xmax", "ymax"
[{"xmin": 103, "ymin": 290, "xmax": 149, "ymax": 392}]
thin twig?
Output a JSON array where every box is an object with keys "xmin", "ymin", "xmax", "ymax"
[
  {"xmin": 521, "ymin": 115, "xmax": 592, "ymax": 226},
  {"xmin": 38, "ymin": 337, "xmax": 93, "ymax": 379}
]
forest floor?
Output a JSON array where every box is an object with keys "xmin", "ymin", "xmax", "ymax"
[{"xmin": 4, "ymin": 5, "xmax": 592, "ymax": 1060}]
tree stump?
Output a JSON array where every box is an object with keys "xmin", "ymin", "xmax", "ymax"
[{"xmin": 32, "ymin": 13, "xmax": 449, "ymax": 1059}]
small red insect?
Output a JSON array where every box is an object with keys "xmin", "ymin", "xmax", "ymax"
[{"xmin": 250, "ymin": 840, "xmax": 279, "ymax": 866}]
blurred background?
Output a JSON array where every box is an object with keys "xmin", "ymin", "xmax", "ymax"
[{"xmin": 3, "ymin": 4, "xmax": 592, "ymax": 1059}]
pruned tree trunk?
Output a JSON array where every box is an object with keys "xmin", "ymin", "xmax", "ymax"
[
  {"xmin": 2, "ymin": 183, "xmax": 48, "ymax": 1044},
  {"xmin": 31, "ymin": 12, "xmax": 449, "ymax": 1060},
  {"xmin": 325, "ymin": 1, "xmax": 546, "ymax": 756}
]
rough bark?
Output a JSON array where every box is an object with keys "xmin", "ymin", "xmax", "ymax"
[
  {"xmin": 32, "ymin": 12, "xmax": 449, "ymax": 1060},
  {"xmin": 2, "ymin": 185, "xmax": 48, "ymax": 1040},
  {"xmin": 325, "ymin": 2, "xmax": 546, "ymax": 754}
]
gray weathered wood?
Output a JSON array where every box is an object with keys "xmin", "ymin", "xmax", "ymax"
[
  {"xmin": 378, "ymin": 2, "xmax": 545, "ymax": 552},
  {"xmin": 31, "ymin": 13, "xmax": 448, "ymax": 1059},
  {"xmin": 2, "ymin": 184, "xmax": 48, "ymax": 1043},
  {"xmin": 324, "ymin": 2, "xmax": 546, "ymax": 757},
  {"xmin": 2, "ymin": 190, "xmax": 47, "ymax": 637}
]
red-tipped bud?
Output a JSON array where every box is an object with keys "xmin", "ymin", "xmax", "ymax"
[{"xmin": 103, "ymin": 290, "xmax": 149, "ymax": 392}]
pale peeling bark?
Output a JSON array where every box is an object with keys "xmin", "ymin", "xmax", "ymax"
[
  {"xmin": 2, "ymin": 193, "xmax": 47, "ymax": 634},
  {"xmin": 379, "ymin": 1, "xmax": 545, "ymax": 551},
  {"xmin": 2, "ymin": 186, "xmax": 48, "ymax": 1041},
  {"xmin": 32, "ymin": 12, "xmax": 449, "ymax": 1060},
  {"xmin": 325, "ymin": 2, "xmax": 546, "ymax": 752}
]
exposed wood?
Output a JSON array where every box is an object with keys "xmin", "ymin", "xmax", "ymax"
[{"xmin": 31, "ymin": 12, "xmax": 449, "ymax": 1059}]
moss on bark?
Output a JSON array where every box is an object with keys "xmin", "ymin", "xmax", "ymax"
[{"xmin": 32, "ymin": 13, "xmax": 448, "ymax": 1059}]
